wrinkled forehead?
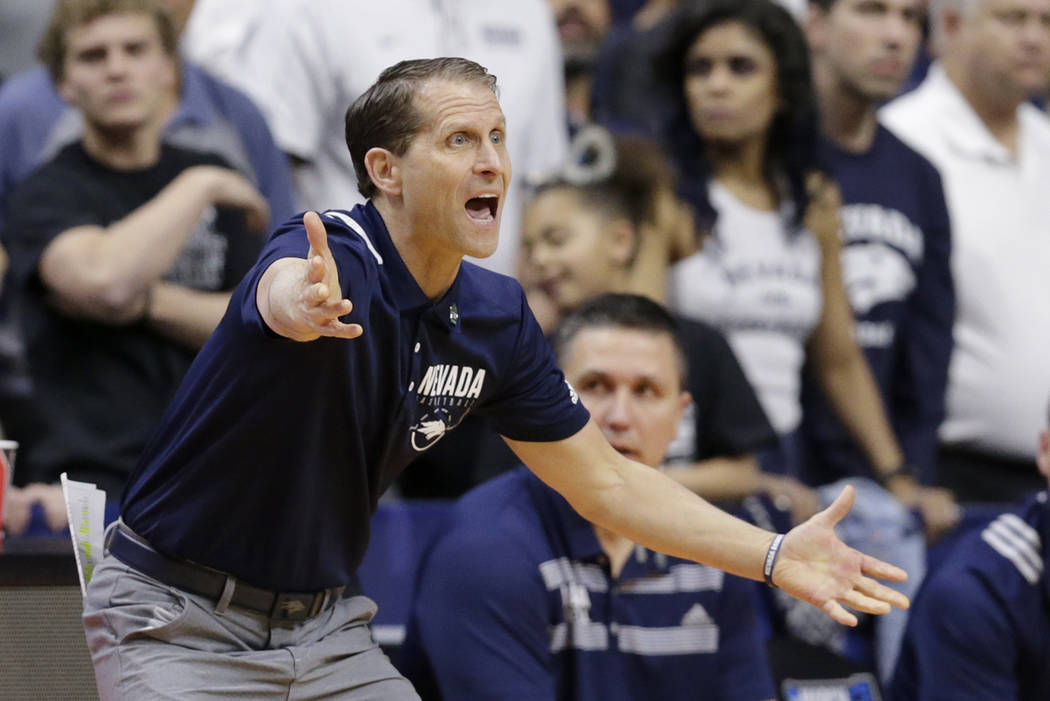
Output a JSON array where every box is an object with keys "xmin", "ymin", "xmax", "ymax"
[{"xmin": 414, "ymin": 78, "xmax": 505, "ymax": 130}]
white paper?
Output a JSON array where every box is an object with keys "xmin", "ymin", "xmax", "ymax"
[{"xmin": 61, "ymin": 473, "xmax": 107, "ymax": 596}]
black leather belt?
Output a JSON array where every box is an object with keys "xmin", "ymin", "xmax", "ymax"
[{"xmin": 108, "ymin": 525, "xmax": 356, "ymax": 620}]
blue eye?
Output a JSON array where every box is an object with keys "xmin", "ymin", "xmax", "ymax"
[
  {"xmin": 490, "ymin": 131, "xmax": 503, "ymax": 145},
  {"xmin": 450, "ymin": 133, "xmax": 467, "ymax": 146}
]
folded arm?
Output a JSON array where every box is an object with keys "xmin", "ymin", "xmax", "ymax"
[
  {"xmin": 38, "ymin": 166, "xmax": 268, "ymax": 324},
  {"xmin": 145, "ymin": 283, "xmax": 233, "ymax": 349}
]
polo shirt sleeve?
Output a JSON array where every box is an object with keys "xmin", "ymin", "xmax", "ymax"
[
  {"xmin": 236, "ymin": 213, "xmax": 370, "ymax": 337},
  {"xmin": 715, "ymin": 576, "xmax": 776, "ymax": 701},
  {"xmin": 894, "ymin": 566, "xmax": 1020, "ymax": 700},
  {"xmin": 410, "ymin": 517, "xmax": 557, "ymax": 701},
  {"xmin": 480, "ymin": 290, "xmax": 590, "ymax": 442}
]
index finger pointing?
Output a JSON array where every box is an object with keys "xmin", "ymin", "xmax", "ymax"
[{"xmin": 303, "ymin": 211, "xmax": 330, "ymax": 257}]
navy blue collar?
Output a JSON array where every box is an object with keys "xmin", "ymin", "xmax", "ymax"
[
  {"xmin": 524, "ymin": 468, "xmax": 672, "ymax": 578},
  {"xmin": 358, "ymin": 202, "xmax": 463, "ymax": 328}
]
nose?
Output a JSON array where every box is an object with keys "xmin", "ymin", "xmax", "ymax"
[
  {"xmin": 598, "ymin": 387, "xmax": 634, "ymax": 434},
  {"xmin": 704, "ymin": 63, "xmax": 733, "ymax": 95},
  {"xmin": 474, "ymin": 137, "xmax": 506, "ymax": 178},
  {"xmin": 529, "ymin": 241, "xmax": 553, "ymax": 269},
  {"xmin": 104, "ymin": 49, "xmax": 132, "ymax": 78},
  {"xmin": 883, "ymin": 12, "xmax": 911, "ymax": 49}
]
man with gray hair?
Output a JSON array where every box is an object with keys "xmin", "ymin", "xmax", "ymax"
[{"xmin": 881, "ymin": 0, "xmax": 1050, "ymax": 503}]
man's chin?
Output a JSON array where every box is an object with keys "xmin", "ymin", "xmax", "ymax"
[{"xmin": 462, "ymin": 230, "xmax": 500, "ymax": 260}]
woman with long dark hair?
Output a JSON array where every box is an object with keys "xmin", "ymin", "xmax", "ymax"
[
  {"xmin": 660, "ymin": 0, "xmax": 909, "ymax": 510},
  {"xmin": 658, "ymin": 2, "xmax": 927, "ymax": 682}
]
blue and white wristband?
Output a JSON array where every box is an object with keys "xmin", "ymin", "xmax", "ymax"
[{"xmin": 763, "ymin": 533, "xmax": 785, "ymax": 588}]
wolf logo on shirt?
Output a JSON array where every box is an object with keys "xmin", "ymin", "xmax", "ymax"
[
  {"xmin": 410, "ymin": 363, "xmax": 488, "ymax": 451},
  {"xmin": 410, "ymin": 407, "xmax": 466, "ymax": 451}
]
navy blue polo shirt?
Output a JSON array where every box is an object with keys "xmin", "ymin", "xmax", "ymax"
[
  {"xmin": 889, "ymin": 493, "xmax": 1050, "ymax": 700},
  {"xmin": 405, "ymin": 466, "xmax": 775, "ymax": 701},
  {"xmin": 801, "ymin": 126, "xmax": 954, "ymax": 485},
  {"xmin": 121, "ymin": 203, "xmax": 590, "ymax": 591}
]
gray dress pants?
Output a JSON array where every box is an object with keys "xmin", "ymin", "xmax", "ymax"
[{"xmin": 83, "ymin": 555, "xmax": 421, "ymax": 700}]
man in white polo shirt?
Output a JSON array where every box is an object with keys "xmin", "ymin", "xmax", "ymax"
[
  {"xmin": 880, "ymin": 0, "xmax": 1050, "ymax": 502},
  {"xmin": 182, "ymin": 0, "xmax": 568, "ymax": 277}
]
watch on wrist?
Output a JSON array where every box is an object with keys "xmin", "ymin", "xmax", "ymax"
[{"xmin": 877, "ymin": 463, "xmax": 914, "ymax": 487}]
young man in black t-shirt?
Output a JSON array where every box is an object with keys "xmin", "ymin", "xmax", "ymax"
[{"xmin": 1, "ymin": 0, "xmax": 268, "ymax": 530}]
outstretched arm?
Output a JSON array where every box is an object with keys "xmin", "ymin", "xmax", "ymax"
[
  {"xmin": 256, "ymin": 211, "xmax": 363, "ymax": 341},
  {"xmin": 507, "ymin": 419, "xmax": 909, "ymax": 627}
]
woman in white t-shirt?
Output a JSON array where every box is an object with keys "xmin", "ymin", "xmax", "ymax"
[
  {"xmin": 657, "ymin": 0, "xmax": 907, "ymax": 518},
  {"xmin": 655, "ymin": 3, "xmax": 931, "ymax": 680}
]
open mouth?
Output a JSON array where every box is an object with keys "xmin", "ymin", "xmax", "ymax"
[
  {"xmin": 465, "ymin": 195, "xmax": 499, "ymax": 223},
  {"xmin": 538, "ymin": 275, "xmax": 566, "ymax": 301}
]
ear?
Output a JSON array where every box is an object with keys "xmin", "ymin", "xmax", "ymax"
[
  {"xmin": 364, "ymin": 147, "xmax": 402, "ymax": 197},
  {"xmin": 804, "ymin": 2, "xmax": 828, "ymax": 52},
  {"xmin": 607, "ymin": 218, "xmax": 638, "ymax": 269},
  {"xmin": 56, "ymin": 75, "xmax": 77, "ymax": 105},
  {"xmin": 160, "ymin": 55, "xmax": 178, "ymax": 91},
  {"xmin": 1037, "ymin": 429, "xmax": 1050, "ymax": 480},
  {"xmin": 676, "ymin": 390, "xmax": 693, "ymax": 427},
  {"xmin": 939, "ymin": 5, "xmax": 966, "ymax": 42}
]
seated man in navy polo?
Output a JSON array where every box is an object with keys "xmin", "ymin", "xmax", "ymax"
[
  {"xmin": 404, "ymin": 294, "xmax": 777, "ymax": 701},
  {"xmin": 889, "ymin": 397, "xmax": 1050, "ymax": 701},
  {"xmin": 83, "ymin": 57, "xmax": 909, "ymax": 699}
]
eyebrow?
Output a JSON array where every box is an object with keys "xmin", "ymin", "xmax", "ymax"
[{"xmin": 577, "ymin": 369, "xmax": 667, "ymax": 387}]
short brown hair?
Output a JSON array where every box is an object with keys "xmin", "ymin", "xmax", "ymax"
[
  {"xmin": 344, "ymin": 57, "xmax": 499, "ymax": 199},
  {"xmin": 552, "ymin": 293, "xmax": 689, "ymax": 387},
  {"xmin": 37, "ymin": 0, "xmax": 178, "ymax": 83}
]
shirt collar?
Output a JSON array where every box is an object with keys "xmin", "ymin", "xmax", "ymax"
[
  {"xmin": 923, "ymin": 63, "xmax": 1016, "ymax": 165},
  {"xmin": 164, "ymin": 61, "xmax": 216, "ymax": 130},
  {"xmin": 358, "ymin": 202, "xmax": 463, "ymax": 324},
  {"xmin": 524, "ymin": 468, "xmax": 671, "ymax": 577},
  {"xmin": 526, "ymin": 469, "xmax": 605, "ymax": 562}
]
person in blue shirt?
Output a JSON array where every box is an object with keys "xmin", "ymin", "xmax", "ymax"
[
  {"xmin": 0, "ymin": 0, "xmax": 295, "ymax": 229},
  {"xmin": 82, "ymin": 57, "xmax": 910, "ymax": 700},
  {"xmin": 889, "ymin": 399, "xmax": 1050, "ymax": 700},
  {"xmin": 801, "ymin": 0, "xmax": 959, "ymax": 539},
  {"xmin": 781, "ymin": 0, "xmax": 961, "ymax": 682},
  {"xmin": 404, "ymin": 293, "xmax": 776, "ymax": 701}
]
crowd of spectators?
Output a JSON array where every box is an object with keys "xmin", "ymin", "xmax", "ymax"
[{"xmin": 2, "ymin": 0, "xmax": 1049, "ymax": 698}]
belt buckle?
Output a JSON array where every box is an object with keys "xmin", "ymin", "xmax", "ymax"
[{"xmin": 271, "ymin": 592, "xmax": 312, "ymax": 620}]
